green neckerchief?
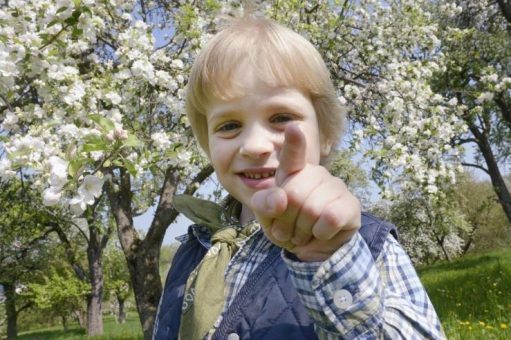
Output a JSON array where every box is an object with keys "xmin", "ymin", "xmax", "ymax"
[{"xmin": 173, "ymin": 194, "xmax": 258, "ymax": 340}]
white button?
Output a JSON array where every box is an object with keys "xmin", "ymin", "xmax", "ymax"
[
  {"xmin": 333, "ymin": 289, "xmax": 353, "ymax": 309},
  {"xmin": 227, "ymin": 333, "xmax": 240, "ymax": 340}
]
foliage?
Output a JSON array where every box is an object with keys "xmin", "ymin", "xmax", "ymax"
[
  {"xmin": 328, "ymin": 149, "xmax": 370, "ymax": 204},
  {"xmin": 266, "ymin": 0, "xmax": 467, "ymax": 201},
  {"xmin": 102, "ymin": 242, "xmax": 132, "ymax": 323},
  {"xmin": 0, "ymin": 0, "xmax": 211, "ymax": 216},
  {"xmin": 428, "ymin": 0, "xmax": 511, "ymax": 221},
  {"xmin": 371, "ymin": 189, "xmax": 470, "ymax": 264},
  {"xmin": 454, "ymin": 171, "xmax": 510, "ymax": 253},
  {"xmin": 419, "ymin": 248, "xmax": 511, "ymax": 339},
  {"xmin": 0, "ymin": 177, "xmax": 66, "ymax": 338},
  {"xmin": 24, "ymin": 268, "xmax": 89, "ymax": 322}
]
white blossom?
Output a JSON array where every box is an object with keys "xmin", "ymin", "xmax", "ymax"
[
  {"xmin": 42, "ymin": 187, "xmax": 62, "ymax": 206},
  {"xmin": 63, "ymin": 81, "xmax": 86, "ymax": 105},
  {"xmin": 476, "ymin": 91, "xmax": 494, "ymax": 103},
  {"xmin": 105, "ymin": 91, "xmax": 122, "ymax": 105},
  {"xmin": 0, "ymin": 158, "xmax": 16, "ymax": 179},
  {"xmin": 131, "ymin": 59, "xmax": 154, "ymax": 80},
  {"xmin": 151, "ymin": 132, "xmax": 172, "ymax": 150},
  {"xmin": 48, "ymin": 156, "xmax": 68, "ymax": 189}
]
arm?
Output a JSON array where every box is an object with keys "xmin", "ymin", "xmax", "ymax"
[{"xmin": 283, "ymin": 233, "xmax": 445, "ymax": 339}]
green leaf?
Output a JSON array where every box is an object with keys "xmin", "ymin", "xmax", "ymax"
[
  {"xmin": 69, "ymin": 158, "xmax": 87, "ymax": 178},
  {"xmin": 39, "ymin": 33, "xmax": 51, "ymax": 45},
  {"xmin": 123, "ymin": 134, "xmax": 141, "ymax": 148},
  {"xmin": 123, "ymin": 159, "xmax": 137, "ymax": 176},
  {"xmin": 72, "ymin": 28, "xmax": 83, "ymax": 39},
  {"xmin": 82, "ymin": 142, "xmax": 107, "ymax": 152},
  {"xmin": 89, "ymin": 114, "xmax": 115, "ymax": 131},
  {"xmin": 64, "ymin": 9, "xmax": 82, "ymax": 26}
]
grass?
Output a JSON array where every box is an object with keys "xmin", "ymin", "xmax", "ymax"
[
  {"xmin": 13, "ymin": 249, "xmax": 511, "ymax": 339},
  {"xmin": 418, "ymin": 248, "xmax": 511, "ymax": 339},
  {"xmin": 17, "ymin": 313, "xmax": 143, "ymax": 339}
]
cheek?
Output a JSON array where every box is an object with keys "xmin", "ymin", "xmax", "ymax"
[{"xmin": 208, "ymin": 140, "xmax": 231, "ymax": 172}]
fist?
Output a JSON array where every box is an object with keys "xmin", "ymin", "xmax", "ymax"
[{"xmin": 250, "ymin": 125, "xmax": 361, "ymax": 262}]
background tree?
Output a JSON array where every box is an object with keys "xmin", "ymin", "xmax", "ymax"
[
  {"xmin": 328, "ymin": 149, "xmax": 371, "ymax": 206},
  {"xmin": 24, "ymin": 268, "xmax": 90, "ymax": 331},
  {"xmin": 454, "ymin": 171, "xmax": 510, "ymax": 253},
  {"xmin": 430, "ymin": 0, "xmax": 511, "ymax": 222},
  {"xmin": 0, "ymin": 178, "xmax": 55, "ymax": 339},
  {"xmin": 103, "ymin": 243, "xmax": 132, "ymax": 324},
  {"xmin": 371, "ymin": 189, "xmax": 469, "ymax": 264},
  {"xmin": 0, "ymin": 1, "xmax": 216, "ymax": 336}
]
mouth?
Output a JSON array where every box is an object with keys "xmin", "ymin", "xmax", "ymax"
[
  {"xmin": 241, "ymin": 170, "xmax": 276, "ymax": 179},
  {"xmin": 237, "ymin": 168, "xmax": 277, "ymax": 189}
]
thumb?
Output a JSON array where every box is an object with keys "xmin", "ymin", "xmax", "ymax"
[
  {"xmin": 250, "ymin": 187, "xmax": 287, "ymax": 228},
  {"xmin": 276, "ymin": 124, "xmax": 307, "ymax": 185}
]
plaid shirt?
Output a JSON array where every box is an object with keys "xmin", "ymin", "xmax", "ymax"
[{"xmin": 177, "ymin": 223, "xmax": 445, "ymax": 339}]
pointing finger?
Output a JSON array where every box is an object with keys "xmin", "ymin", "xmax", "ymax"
[{"xmin": 276, "ymin": 124, "xmax": 307, "ymax": 185}]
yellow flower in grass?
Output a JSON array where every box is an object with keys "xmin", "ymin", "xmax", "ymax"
[
  {"xmin": 500, "ymin": 323, "xmax": 508, "ymax": 329},
  {"xmin": 479, "ymin": 321, "xmax": 486, "ymax": 326}
]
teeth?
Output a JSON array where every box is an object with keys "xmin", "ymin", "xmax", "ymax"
[{"xmin": 244, "ymin": 170, "xmax": 275, "ymax": 179}]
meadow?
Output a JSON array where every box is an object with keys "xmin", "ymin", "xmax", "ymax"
[
  {"xmin": 17, "ymin": 313, "xmax": 143, "ymax": 340},
  {"xmin": 15, "ymin": 248, "xmax": 511, "ymax": 339},
  {"xmin": 419, "ymin": 248, "xmax": 511, "ymax": 339}
]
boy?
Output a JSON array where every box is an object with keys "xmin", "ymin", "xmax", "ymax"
[{"xmin": 153, "ymin": 15, "xmax": 444, "ymax": 339}]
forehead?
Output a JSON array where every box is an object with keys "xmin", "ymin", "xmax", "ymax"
[{"xmin": 206, "ymin": 85, "xmax": 315, "ymax": 123}]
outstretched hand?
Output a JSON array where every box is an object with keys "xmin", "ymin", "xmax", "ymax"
[{"xmin": 250, "ymin": 124, "xmax": 361, "ymax": 262}]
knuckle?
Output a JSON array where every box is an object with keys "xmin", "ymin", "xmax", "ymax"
[
  {"xmin": 322, "ymin": 205, "xmax": 342, "ymax": 227},
  {"xmin": 285, "ymin": 186, "xmax": 302, "ymax": 206},
  {"xmin": 301, "ymin": 201, "xmax": 323, "ymax": 218}
]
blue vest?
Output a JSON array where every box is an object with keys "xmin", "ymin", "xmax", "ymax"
[{"xmin": 153, "ymin": 212, "xmax": 397, "ymax": 339}]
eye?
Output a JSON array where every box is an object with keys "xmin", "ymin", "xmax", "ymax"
[
  {"xmin": 217, "ymin": 121, "xmax": 240, "ymax": 131},
  {"xmin": 214, "ymin": 121, "xmax": 241, "ymax": 137},
  {"xmin": 270, "ymin": 113, "xmax": 295, "ymax": 124}
]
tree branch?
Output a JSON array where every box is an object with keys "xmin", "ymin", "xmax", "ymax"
[
  {"xmin": 497, "ymin": 0, "xmax": 511, "ymax": 24},
  {"xmin": 494, "ymin": 93, "xmax": 511, "ymax": 130},
  {"xmin": 461, "ymin": 162, "xmax": 490, "ymax": 175},
  {"xmin": 455, "ymin": 137, "xmax": 478, "ymax": 145}
]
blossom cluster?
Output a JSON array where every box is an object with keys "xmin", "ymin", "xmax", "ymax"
[
  {"xmin": 0, "ymin": 0, "xmax": 228, "ymax": 216},
  {"xmin": 269, "ymin": 0, "xmax": 469, "ymax": 201},
  {"xmin": 1, "ymin": 0, "xmax": 504, "ymax": 219}
]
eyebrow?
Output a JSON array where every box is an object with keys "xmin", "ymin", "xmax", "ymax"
[{"xmin": 207, "ymin": 109, "xmax": 236, "ymax": 125}]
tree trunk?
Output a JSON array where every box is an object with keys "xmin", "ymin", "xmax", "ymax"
[
  {"xmin": 4, "ymin": 283, "xmax": 17, "ymax": 340},
  {"xmin": 117, "ymin": 297, "xmax": 126, "ymax": 324},
  {"xmin": 435, "ymin": 234, "xmax": 451, "ymax": 262},
  {"xmin": 86, "ymin": 226, "xmax": 104, "ymax": 336},
  {"xmin": 128, "ymin": 244, "xmax": 163, "ymax": 339},
  {"xmin": 62, "ymin": 315, "xmax": 68, "ymax": 331},
  {"xmin": 106, "ymin": 165, "xmax": 213, "ymax": 339},
  {"xmin": 74, "ymin": 309, "xmax": 86, "ymax": 329},
  {"xmin": 468, "ymin": 119, "xmax": 511, "ymax": 223}
]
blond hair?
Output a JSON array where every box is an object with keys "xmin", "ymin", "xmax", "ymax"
[{"xmin": 185, "ymin": 16, "xmax": 345, "ymax": 159}]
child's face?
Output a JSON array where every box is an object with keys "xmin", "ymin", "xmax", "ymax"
[{"xmin": 206, "ymin": 69, "xmax": 327, "ymax": 213}]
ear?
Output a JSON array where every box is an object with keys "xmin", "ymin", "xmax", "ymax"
[{"xmin": 320, "ymin": 139, "xmax": 333, "ymax": 157}]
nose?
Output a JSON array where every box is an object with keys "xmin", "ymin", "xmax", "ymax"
[{"xmin": 239, "ymin": 124, "xmax": 276, "ymax": 159}]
